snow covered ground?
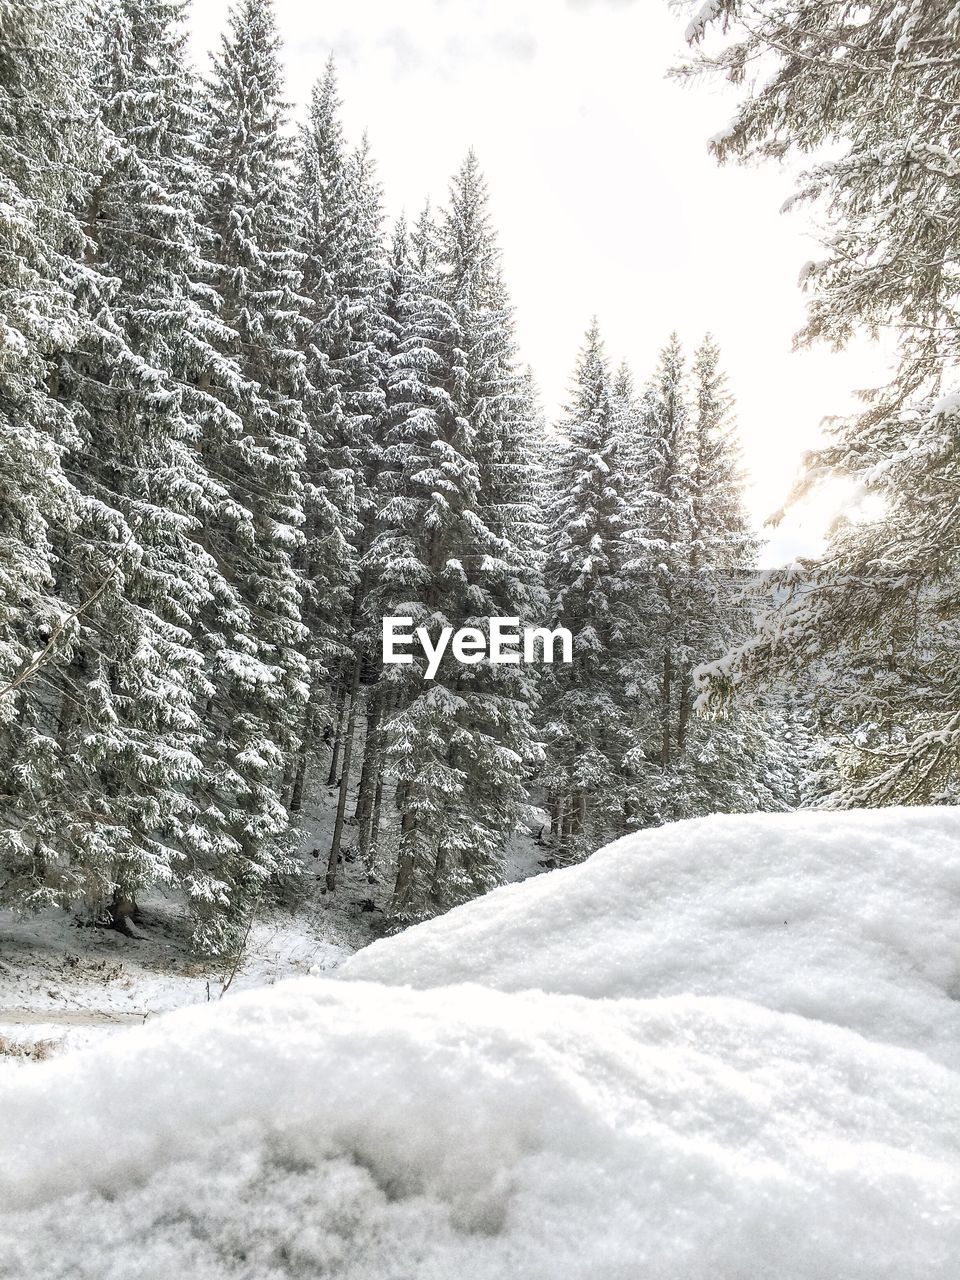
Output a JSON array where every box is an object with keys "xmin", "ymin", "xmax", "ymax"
[
  {"xmin": 0, "ymin": 782, "xmax": 546, "ymax": 1059},
  {"xmin": 2, "ymin": 807, "xmax": 960, "ymax": 1277},
  {"xmin": 0, "ymin": 893, "xmax": 362, "ymax": 1056},
  {"xmin": 0, "ymin": 783, "xmax": 380, "ymax": 1058}
]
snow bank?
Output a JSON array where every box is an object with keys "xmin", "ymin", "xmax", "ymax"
[
  {"xmin": 4, "ymin": 808, "xmax": 960, "ymax": 1277},
  {"xmin": 342, "ymin": 808, "xmax": 960, "ymax": 1066},
  {"xmin": 3, "ymin": 978, "xmax": 960, "ymax": 1279}
]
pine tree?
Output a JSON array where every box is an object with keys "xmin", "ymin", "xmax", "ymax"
[
  {"xmin": 2, "ymin": 0, "xmax": 245, "ymax": 927},
  {"xmin": 625, "ymin": 332, "xmax": 693, "ymax": 796},
  {"xmin": 541, "ymin": 321, "xmax": 636, "ymax": 859},
  {"xmin": 59, "ymin": 0, "xmax": 236, "ymax": 925},
  {"xmin": 0, "ymin": 0, "xmax": 84, "ymax": 699},
  {"xmin": 674, "ymin": 336, "xmax": 791, "ymax": 818},
  {"xmin": 618, "ymin": 333, "xmax": 789, "ymax": 825},
  {"xmin": 684, "ymin": 0, "xmax": 960, "ymax": 805},
  {"xmin": 365, "ymin": 211, "xmax": 464, "ymax": 909},
  {"xmin": 195, "ymin": 0, "xmax": 312, "ymax": 945},
  {"xmin": 426, "ymin": 152, "xmax": 542, "ymax": 910},
  {"xmin": 2, "ymin": 0, "xmax": 302, "ymax": 946},
  {"xmin": 287, "ymin": 60, "xmax": 356, "ymax": 820},
  {"xmin": 676, "ymin": 336, "xmax": 753, "ymax": 749},
  {"xmin": 0, "ymin": 0, "xmax": 92, "ymax": 907},
  {"xmin": 370, "ymin": 157, "xmax": 542, "ymax": 921},
  {"xmin": 349, "ymin": 214, "xmax": 424, "ymax": 871},
  {"xmin": 292, "ymin": 62, "xmax": 391, "ymax": 893}
]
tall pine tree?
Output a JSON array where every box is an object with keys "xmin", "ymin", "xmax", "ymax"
[{"xmin": 541, "ymin": 321, "xmax": 636, "ymax": 859}]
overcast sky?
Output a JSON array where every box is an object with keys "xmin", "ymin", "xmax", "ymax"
[{"xmin": 189, "ymin": 0, "xmax": 889, "ymax": 564}]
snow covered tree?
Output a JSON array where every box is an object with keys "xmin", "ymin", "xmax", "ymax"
[
  {"xmin": 286, "ymin": 61, "xmax": 357, "ymax": 821},
  {"xmin": 1, "ymin": 0, "xmax": 300, "ymax": 948},
  {"xmin": 3, "ymin": 0, "xmax": 232, "ymax": 928},
  {"xmin": 55, "ymin": 0, "xmax": 239, "ymax": 929},
  {"xmin": 683, "ymin": 0, "xmax": 960, "ymax": 806},
  {"xmin": 540, "ymin": 321, "xmax": 636, "ymax": 859},
  {"xmin": 191, "ymin": 0, "xmax": 314, "ymax": 944},
  {"xmin": 364, "ymin": 212, "xmax": 463, "ymax": 907},
  {"xmin": 677, "ymin": 336, "xmax": 753, "ymax": 746},
  {"xmin": 369, "ymin": 158, "xmax": 542, "ymax": 922},
  {"xmin": 295, "ymin": 64, "xmax": 388, "ymax": 885},
  {"xmin": 625, "ymin": 332, "xmax": 694, "ymax": 783},
  {"xmin": 667, "ymin": 336, "xmax": 793, "ymax": 818},
  {"xmin": 0, "ymin": 0, "xmax": 93, "ymax": 908},
  {"xmin": 0, "ymin": 0, "xmax": 85, "ymax": 703},
  {"xmin": 610, "ymin": 332, "xmax": 793, "ymax": 825},
  {"xmin": 347, "ymin": 214, "xmax": 424, "ymax": 871}
]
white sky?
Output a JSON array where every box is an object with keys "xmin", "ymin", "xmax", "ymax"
[{"xmin": 189, "ymin": 0, "xmax": 890, "ymax": 564}]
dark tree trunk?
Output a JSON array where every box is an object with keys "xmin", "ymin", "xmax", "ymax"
[
  {"xmin": 391, "ymin": 790, "xmax": 418, "ymax": 918},
  {"xmin": 352, "ymin": 688, "xmax": 382, "ymax": 827},
  {"xmin": 325, "ymin": 682, "xmax": 347, "ymax": 787},
  {"xmin": 661, "ymin": 642, "xmax": 673, "ymax": 767},
  {"xmin": 677, "ymin": 662, "xmax": 693, "ymax": 755},
  {"xmin": 288, "ymin": 691, "xmax": 320, "ymax": 815},
  {"xmin": 325, "ymin": 663, "xmax": 362, "ymax": 891}
]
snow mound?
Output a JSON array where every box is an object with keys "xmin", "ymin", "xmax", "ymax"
[
  {"xmin": 5, "ymin": 808, "xmax": 960, "ymax": 1276},
  {"xmin": 3, "ymin": 978, "xmax": 960, "ymax": 1280},
  {"xmin": 342, "ymin": 808, "xmax": 960, "ymax": 1066}
]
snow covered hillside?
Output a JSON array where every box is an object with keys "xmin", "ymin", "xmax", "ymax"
[{"xmin": 3, "ymin": 809, "xmax": 960, "ymax": 1278}]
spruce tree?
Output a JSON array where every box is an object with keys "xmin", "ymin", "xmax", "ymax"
[
  {"xmin": 625, "ymin": 332, "xmax": 693, "ymax": 795},
  {"xmin": 287, "ymin": 61, "xmax": 356, "ymax": 819},
  {"xmin": 2, "ymin": 0, "xmax": 248, "ymax": 927},
  {"xmin": 370, "ymin": 157, "xmax": 542, "ymax": 921},
  {"xmin": 195, "ymin": 0, "xmax": 312, "ymax": 945},
  {"xmin": 541, "ymin": 321, "xmax": 636, "ymax": 859},
  {"xmin": 617, "ymin": 333, "xmax": 788, "ymax": 825},
  {"xmin": 0, "ymin": 0, "xmax": 91, "ymax": 908},
  {"xmin": 684, "ymin": 0, "xmax": 960, "ymax": 806}
]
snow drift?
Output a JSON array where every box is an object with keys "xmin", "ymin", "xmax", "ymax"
[
  {"xmin": 3, "ymin": 808, "xmax": 960, "ymax": 1278},
  {"xmin": 3, "ymin": 979, "xmax": 960, "ymax": 1279},
  {"xmin": 343, "ymin": 807, "xmax": 960, "ymax": 1066}
]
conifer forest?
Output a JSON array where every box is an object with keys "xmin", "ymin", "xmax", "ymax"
[
  {"xmin": 4, "ymin": 3, "xmax": 960, "ymax": 1277},
  {"xmin": 1, "ymin": 0, "xmax": 825, "ymax": 955}
]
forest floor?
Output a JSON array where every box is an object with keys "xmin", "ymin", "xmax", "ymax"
[{"xmin": 0, "ymin": 781, "xmax": 547, "ymax": 1061}]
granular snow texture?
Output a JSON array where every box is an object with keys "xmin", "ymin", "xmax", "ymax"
[
  {"xmin": 3, "ymin": 808, "xmax": 960, "ymax": 1277},
  {"xmin": 343, "ymin": 808, "xmax": 960, "ymax": 1065}
]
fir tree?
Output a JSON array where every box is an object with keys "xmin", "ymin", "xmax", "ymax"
[
  {"xmin": 541, "ymin": 321, "xmax": 636, "ymax": 859},
  {"xmin": 626, "ymin": 332, "xmax": 693, "ymax": 787},
  {"xmin": 195, "ymin": 0, "xmax": 312, "ymax": 945},
  {"xmin": 684, "ymin": 0, "xmax": 960, "ymax": 806},
  {"xmin": 3, "ymin": 0, "xmax": 249, "ymax": 928},
  {"xmin": 0, "ymin": 0, "xmax": 92, "ymax": 908},
  {"xmin": 372, "ymin": 157, "xmax": 542, "ymax": 921},
  {"xmin": 286, "ymin": 61, "xmax": 356, "ymax": 820}
]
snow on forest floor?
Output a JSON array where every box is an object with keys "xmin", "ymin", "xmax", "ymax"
[
  {"xmin": 3, "ymin": 808, "xmax": 960, "ymax": 1278},
  {"xmin": 0, "ymin": 783, "xmax": 547, "ymax": 1060}
]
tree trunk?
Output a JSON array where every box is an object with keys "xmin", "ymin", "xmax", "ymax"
[
  {"xmin": 288, "ymin": 691, "xmax": 320, "ymax": 815},
  {"xmin": 352, "ymin": 688, "xmax": 382, "ymax": 827},
  {"xmin": 391, "ymin": 795, "xmax": 418, "ymax": 918},
  {"xmin": 677, "ymin": 662, "xmax": 693, "ymax": 755},
  {"xmin": 660, "ymin": 642, "xmax": 673, "ymax": 767},
  {"xmin": 547, "ymin": 790, "xmax": 562, "ymax": 845},
  {"xmin": 560, "ymin": 801, "xmax": 576, "ymax": 862},
  {"xmin": 108, "ymin": 888, "xmax": 138, "ymax": 937},
  {"xmin": 325, "ymin": 682, "xmax": 347, "ymax": 787},
  {"xmin": 325, "ymin": 663, "xmax": 362, "ymax": 892},
  {"xmin": 368, "ymin": 769, "xmax": 385, "ymax": 861}
]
